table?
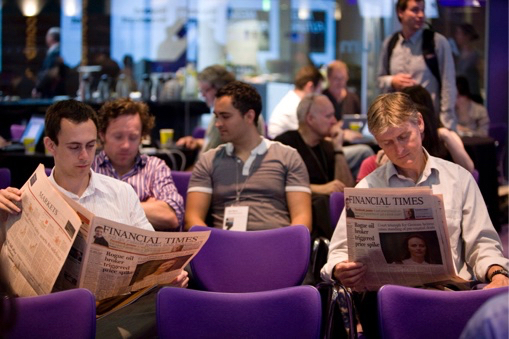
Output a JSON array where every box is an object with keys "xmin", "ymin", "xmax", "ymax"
[{"xmin": 0, "ymin": 99, "xmax": 209, "ymax": 142}]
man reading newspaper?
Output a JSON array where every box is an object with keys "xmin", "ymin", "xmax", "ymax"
[
  {"xmin": 321, "ymin": 92, "xmax": 508, "ymax": 337},
  {"xmin": 0, "ymin": 100, "xmax": 189, "ymax": 289}
]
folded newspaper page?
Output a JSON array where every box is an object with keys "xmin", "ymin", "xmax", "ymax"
[
  {"xmin": 344, "ymin": 187, "xmax": 467, "ymax": 291},
  {"xmin": 1, "ymin": 164, "xmax": 210, "ymax": 301}
]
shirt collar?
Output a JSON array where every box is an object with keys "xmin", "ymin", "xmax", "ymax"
[
  {"xmin": 49, "ymin": 168, "xmax": 108, "ymax": 199},
  {"xmin": 384, "ymin": 147, "xmax": 436, "ymax": 185},
  {"xmin": 96, "ymin": 150, "xmax": 146, "ymax": 169},
  {"xmin": 225, "ymin": 137, "xmax": 270, "ymax": 156},
  {"xmin": 402, "ymin": 28, "xmax": 423, "ymax": 44}
]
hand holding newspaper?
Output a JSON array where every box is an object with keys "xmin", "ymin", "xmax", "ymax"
[
  {"xmin": 344, "ymin": 187, "xmax": 468, "ymax": 291},
  {"xmin": 1, "ymin": 164, "xmax": 210, "ymax": 301}
]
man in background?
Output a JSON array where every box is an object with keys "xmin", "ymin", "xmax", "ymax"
[
  {"xmin": 377, "ymin": 0, "xmax": 457, "ymax": 130},
  {"xmin": 185, "ymin": 81, "xmax": 312, "ymax": 232},
  {"xmin": 275, "ymin": 94, "xmax": 354, "ymax": 238},
  {"xmin": 93, "ymin": 98, "xmax": 184, "ymax": 231}
]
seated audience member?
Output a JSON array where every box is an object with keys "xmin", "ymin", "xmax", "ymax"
[
  {"xmin": 185, "ymin": 81, "xmax": 312, "ymax": 232},
  {"xmin": 92, "ymin": 98, "xmax": 184, "ymax": 231},
  {"xmin": 0, "ymin": 100, "xmax": 188, "ymax": 288},
  {"xmin": 323, "ymin": 60, "xmax": 360, "ymax": 119},
  {"xmin": 321, "ymin": 92, "xmax": 508, "ymax": 337},
  {"xmin": 176, "ymin": 65, "xmax": 265, "ymax": 154},
  {"xmin": 269, "ymin": 65, "xmax": 373, "ymax": 177},
  {"xmin": 455, "ymin": 76, "xmax": 490, "ymax": 137},
  {"xmin": 268, "ymin": 65, "xmax": 324, "ymax": 139},
  {"xmin": 275, "ymin": 94, "xmax": 354, "ymax": 238},
  {"xmin": 357, "ymin": 85, "xmax": 474, "ymax": 181}
]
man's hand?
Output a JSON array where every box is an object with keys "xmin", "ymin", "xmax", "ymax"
[
  {"xmin": 330, "ymin": 122, "xmax": 345, "ymax": 149},
  {"xmin": 333, "ymin": 261, "xmax": 367, "ymax": 288},
  {"xmin": 169, "ymin": 270, "xmax": 189, "ymax": 288},
  {"xmin": 484, "ymin": 274, "xmax": 509, "ymax": 289},
  {"xmin": 391, "ymin": 73, "xmax": 416, "ymax": 91},
  {"xmin": 0, "ymin": 187, "xmax": 22, "ymax": 221},
  {"xmin": 175, "ymin": 136, "xmax": 204, "ymax": 150}
]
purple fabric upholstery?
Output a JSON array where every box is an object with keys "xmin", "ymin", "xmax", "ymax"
[
  {"xmin": 189, "ymin": 225, "xmax": 310, "ymax": 292},
  {"xmin": 10, "ymin": 124, "xmax": 25, "ymax": 141},
  {"xmin": 3, "ymin": 288, "xmax": 96, "ymax": 339},
  {"xmin": 329, "ymin": 191, "xmax": 344, "ymax": 230},
  {"xmin": 0, "ymin": 167, "xmax": 11, "ymax": 189},
  {"xmin": 171, "ymin": 170, "xmax": 191, "ymax": 206},
  {"xmin": 378, "ymin": 284, "xmax": 509, "ymax": 339},
  {"xmin": 191, "ymin": 126, "xmax": 206, "ymax": 139},
  {"xmin": 472, "ymin": 169, "xmax": 479, "ymax": 183},
  {"xmin": 157, "ymin": 285, "xmax": 322, "ymax": 339}
]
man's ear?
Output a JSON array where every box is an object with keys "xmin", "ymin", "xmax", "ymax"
[
  {"xmin": 43, "ymin": 136, "xmax": 55, "ymax": 155},
  {"xmin": 244, "ymin": 109, "xmax": 256, "ymax": 124},
  {"xmin": 99, "ymin": 132, "xmax": 105, "ymax": 144}
]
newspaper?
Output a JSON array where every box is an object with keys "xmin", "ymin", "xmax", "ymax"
[
  {"xmin": 1, "ymin": 164, "xmax": 210, "ymax": 301},
  {"xmin": 344, "ymin": 187, "xmax": 467, "ymax": 291}
]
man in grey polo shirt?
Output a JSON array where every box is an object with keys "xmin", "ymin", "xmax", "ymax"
[{"xmin": 185, "ymin": 81, "xmax": 312, "ymax": 232}]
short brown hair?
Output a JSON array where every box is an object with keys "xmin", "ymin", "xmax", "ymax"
[
  {"xmin": 216, "ymin": 81, "xmax": 262, "ymax": 126},
  {"xmin": 97, "ymin": 98, "xmax": 155, "ymax": 137},
  {"xmin": 367, "ymin": 93, "xmax": 420, "ymax": 136},
  {"xmin": 45, "ymin": 100, "xmax": 98, "ymax": 145},
  {"xmin": 294, "ymin": 65, "xmax": 323, "ymax": 90},
  {"xmin": 396, "ymin": 0, "xmax": 425, "ymax": 22}
]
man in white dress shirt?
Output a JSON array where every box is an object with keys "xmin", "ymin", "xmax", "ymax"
[{"xmin": 0, "ymin": 100, "xmax": 189, "ymax": 287}]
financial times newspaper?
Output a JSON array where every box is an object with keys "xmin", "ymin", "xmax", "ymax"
[
  {"xmin": 344, "ymin": 187, "xmax": 467, "ymax": 291},
  {"xmin": 1, "ymin": 164, "xmax": 210, "ymax": 300}
]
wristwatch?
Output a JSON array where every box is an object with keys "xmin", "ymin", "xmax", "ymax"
[{"xmin": 489, "ymin": 268, "xmax": 509, "ymax": 282}]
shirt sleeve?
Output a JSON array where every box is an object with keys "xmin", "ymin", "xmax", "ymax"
[
  {"xmin": 377, "ymin": 36, "xmax": 395, "ymax": 93},
  {"xmin": 127, "ymin": 185, "xmax": 155, "ymax": 231},
  {"xmin": 284, "ymin": 147, "xmax": 311, "ymax": 194},
  {"xmin": 149, "ymin": 157, "xmax": 185, "ymax": 230},
  {"xmin": 320, "ymin": 178, "xmax": 369, "ymax": 282},
  {"xmin": 460, "ymin": 173, "xmax": 509, "ymax": 281},
  {"xmin": 435, "ymin": 34, "xmax": 458, "ymax": 130},
  {"xmin": 188, "ymin": 150, "xmax": 214, "ymax": 194}
]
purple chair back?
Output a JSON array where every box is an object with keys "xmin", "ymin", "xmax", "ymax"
[
  {"xmin": 189, "ymin": 225, "xmax": 310, "ymax": 292},
  {"xmin": 171, "ymin": 170, "xmax": 191, "ymax": 206},
  {"xmin": 472, "ymin": 169, "xmax": 479, "ymax": 183},
  {"xmin": 329, "ymin": 191, "xmax": 345, "ymax": 230},
  {"xmin": 3, "ymin": 288, "xmax": 96, "ymax": 339},
  {"xmin": 0, "ymin": 167, "xmax": 11, "ymax": 189},
  {"xmin": 191, "ymin": 126, "xmax": 206, "ymax": 139},
  {"xmin": 157, "ymin": 286, "xmax": 322, "ymax": 339},
  {"xmin": 378, "ymin": 284, "xmax": 509, "ymax": 339},
  {"xmin": 10, "ymin": 124, "xmax": 25, "ymax": 142}
]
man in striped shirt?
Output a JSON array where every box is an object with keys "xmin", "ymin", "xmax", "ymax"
[{"xmin": 92, "ymin": 99, "xmax": 184, "ymax": 231}]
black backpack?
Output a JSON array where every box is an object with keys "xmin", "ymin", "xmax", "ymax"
[{"xmin": 386, "ymin": 28, "xmax": 441, "ymax": 88}]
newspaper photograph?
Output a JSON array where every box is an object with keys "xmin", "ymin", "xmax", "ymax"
[
  {"xmin": 2, "ymin": 164, "xmax": 211, "ymax": 301},
  {"xmin": 344, "ymin": 187, "xmax": 467, "ymax": 291}
]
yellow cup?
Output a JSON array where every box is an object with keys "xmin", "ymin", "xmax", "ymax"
[
  {"xmin": 350, "ymin": 122, "xmax": 362, "ymax": 132},
  {"xmin": 23, "ymin": 137, "xmax": 36, "ymax": 155},
  {"xmin": 159, "ymin": 129, "xmax": 174, "ymax": 148}
]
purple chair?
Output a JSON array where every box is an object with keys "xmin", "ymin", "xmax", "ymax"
[
  {"xmin": 191, "ymin": 126, "xmax": 206, "ymax": 139},
  {"xmin": 329, "ymin": 191, "xmax": 345, "ymax": 230},
  {"xmin": 377, "ymin": 284, "xmax": 509, "ymax": 339},
  {"xmin": 0, "ymin": 167, "xmax": 11, "ymax": 189},
  {"xmin": 189, "ymin": 225, "xmax": 310, "ymax": 292},
  {"xmin": 157, "ymin": 285, "xmax": 322, "ymax": 339},
  {"xmin": 171, "ymin": 170, "xmax": 191, "ymax": 206},
  {"xmin": 3, "ymin": 288, "xmax": 96, "ymax": 339},
  {"xmin": 472, "ymin": 168, "xmax": 479, "ymax": 183},
  {"xmin": 10, "ymin": 124, "xmax": 25, "ymax": 142}
]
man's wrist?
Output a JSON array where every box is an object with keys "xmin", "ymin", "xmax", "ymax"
[
  {"xmin": 488, "ymin": 268, "xmax": 509, "ymax": 282},
  {"xmin": 334, "ymin": 150, "xmax": 344, "ymax": 155}
]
